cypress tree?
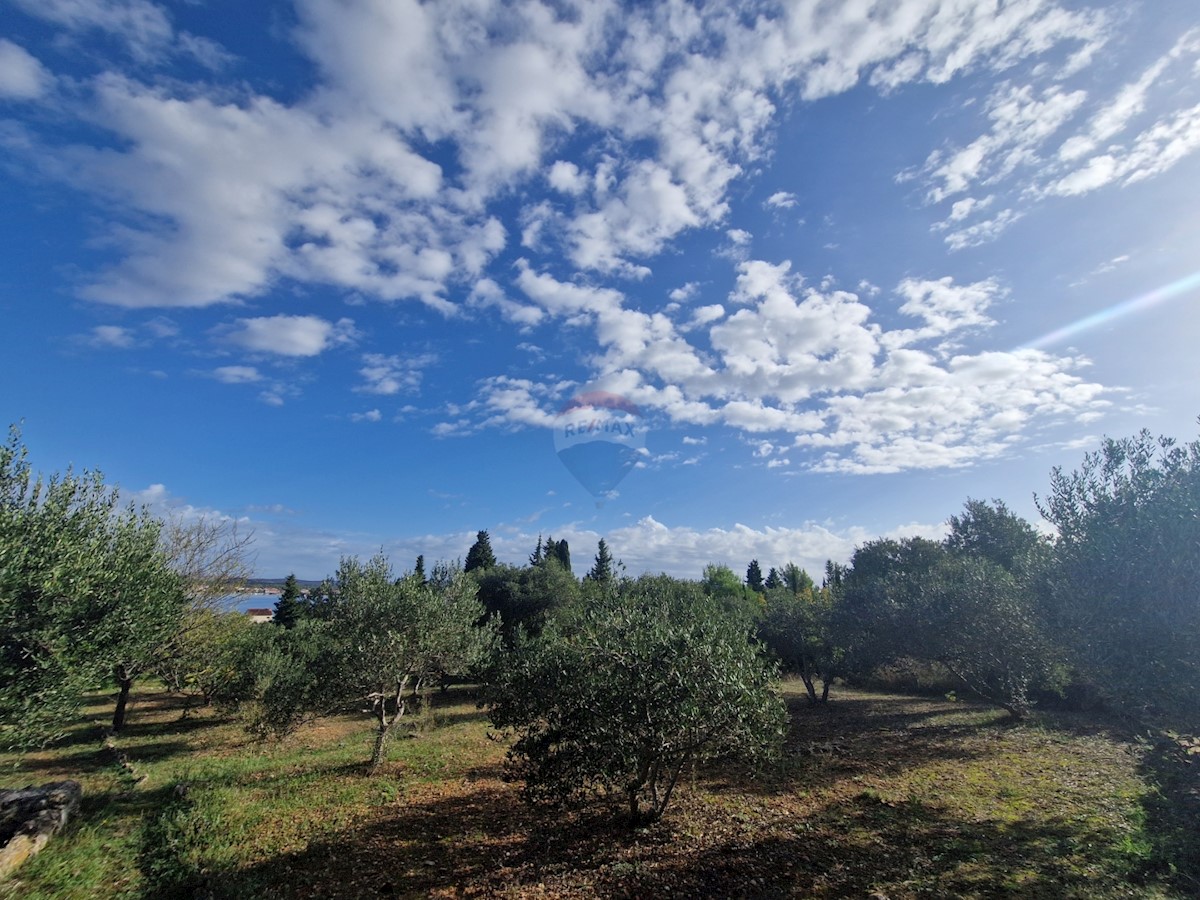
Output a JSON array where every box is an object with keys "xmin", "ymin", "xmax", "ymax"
[{"xmin": 553, "ymin": 538, "xmax": 571, "ymax": 574}]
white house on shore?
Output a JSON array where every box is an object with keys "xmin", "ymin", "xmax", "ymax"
[{"xmin": 245, "ymin": 608, "xmax": 274, "ymax": 624}]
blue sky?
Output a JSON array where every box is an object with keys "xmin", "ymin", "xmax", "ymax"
[{"xmin": 3, "ymin": 0, "xmax": 1199, "ymax": 580}]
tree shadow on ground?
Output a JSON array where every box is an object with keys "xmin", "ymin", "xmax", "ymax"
[
  {"xmin": 164, "ymin": 781, "xmax": 657, "ymax": 899},
  {"xmin": 1137, "ymin": 733, "xmax": 1200, "ymax": 895},
  {"xmin": 600, "ymin": 792, "xmax": 1134, "ymax": 899},
  {"xmin": 9, "ymin": 739, "xmax": 195, "ymax": 779},
  {"xmin": 714, "ymin": 693, "xmax": 1009, "ymax": 799},
  {"xmin": 145, "ymin": 771, "xmax": 1143, "ymax": 899}
]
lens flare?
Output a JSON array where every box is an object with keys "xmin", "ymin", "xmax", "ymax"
[{"xmin": 1019, "ymin": 270, "xmax": 1200, "ymax": 351}]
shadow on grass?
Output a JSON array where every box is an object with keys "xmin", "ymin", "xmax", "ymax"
[
  {"xmin": 113, "ymin": 712, "xmax": 227, "ymax": 742},
  {"xmin": 416, "ymin": 705, "xmax": 490, "ymax": 729},
  {"xmin": 1138, "ymin": 734, "xmax": 1200, "ymax": 894},
  {"xmin": 597, "ymin": 793, "xmax": 1134, "ymax": 899},
  {"xmin": 144, "ymin": 782, "xmax": 648, "ymax": 899},
  {"xmin": 134, "ymin": 774, "xmax": 1145, "ymax": 899},
  {"xmin": 714, "ymin": 693, "xmax": 1008, "ymax": 799}
]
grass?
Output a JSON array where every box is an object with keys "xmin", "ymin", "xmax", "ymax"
[{"xmin": 0, "ymin": 680, "xmax": 1193, "ymax": 898}]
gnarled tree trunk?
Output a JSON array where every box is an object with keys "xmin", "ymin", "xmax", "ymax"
[{"xmin": 111, "ymin": 665, "xmax": 134, "ymax": 732}]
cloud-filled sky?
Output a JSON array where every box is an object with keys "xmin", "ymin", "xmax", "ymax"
[{"xmin": 3, "ymin": 0, "xmax": 1198, "ymax": 580}]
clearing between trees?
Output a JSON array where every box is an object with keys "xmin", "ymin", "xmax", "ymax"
[{"xmin": 1, "ymin": 679, "xmax": 1191, "ymax": 899}]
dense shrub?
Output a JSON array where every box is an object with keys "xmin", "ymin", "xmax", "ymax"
[{"xmin": 486, "ymin": 575, "xmax": 785, "ymax": 825}]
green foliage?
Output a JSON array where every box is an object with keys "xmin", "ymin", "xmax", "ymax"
[
  {"xmin": 758, "ymin": 584, "xmax": 840, "ymax": 703},
  {"xmin": 701, "ymin": 563, "xmax": 760, "ymax": 624},
  {"xmin": 475, "ymin": 558, "xmax": 580, "ymax": 643},
  {"xmin": 486, "ymin": 575, "xmax": 785, "ymax": 825},
  {"xmin": 0, "ymin": 425, "xmax": 186, "ymax": 748},
  {"xmin": 781, "ymin": 562, "xmax": 815, "ymax": 596},
  {"xmin": 746, "ymin": 559, "xmax": 764, "ymax": 593},
  {"xmin": 839, "ymin": 530, "xmax": 1054, "ymax": 717},
  {"xmin": 1038, "ymin": 427, "xmax": 1200, "ymax": 727},
  {"xmin": 153, "ymin": 608, "xmax": 255, "ymax": 704},
  {"xmin": 249, "ymin": 553, "xmax": 497, "ymax": 767},
  {"xmin": 947, "ymin": 497, "xmax": 1051, "ymax": 580},
  {"xmin": 273, "ymin": 573, "xmax": 303, "ymax": 628},
  {"xmin": 464, "ymin": 530, "xmax": 496, "ymax": 573},
  {"xmin": 585, "ymin": 538, "xmax": 615, "ymax": 583}
]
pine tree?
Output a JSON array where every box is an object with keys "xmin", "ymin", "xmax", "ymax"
[
  {"xmin": 746, "ymin": 559, "xmax": 764, "ymax": 593},
  {"xmin": 587, "ymin": 538, "xmax": 614, "ymax": 583},
  {"xmin": 764, "ymin": 567, "xmax": 781, "ymax": 590},
  {"xmin": 529, "ymin": 535, "xmax": 544, "ymax": 566},
  {"xmin": 274, "ymin": 573, "xmax": 302, "ymax": 628},
  {"xmin": 414, "ymin": 554, "xmax": 426, "ymax": 585},
  {"xmin": 465, "ymin": 530, "xmax": 497, "ymax": 573}
]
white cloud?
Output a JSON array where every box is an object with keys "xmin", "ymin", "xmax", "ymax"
[
  {"xmin": 1048, "ymin": 102, "xmax": 1200, "ymax": 197},
  {"xmin": 0, "ymin": 40, "xmax": 51, "ymax": 99},
  {"xmin": 466, "ymin": 258, "xmax": 1107, "ymax": 474},
  {"xmin": 594, "ymin": 515, "xmax": 947, "ymax": 580},
  {"xmin": 941, "ymin": 208, "xmax": 1022, "ymax": 251},
  {"xmin": 884, "ymin": 276, "xmax": 1000, "ymax": 346},
  {"xmin": 921, "ymin": 84, "xmax": 1087, "ymax": 205},
  {"xmin": 764, "ymin": 191, "xmax": 798, "ymax": 210},
  {"xmin": 669, "ymin": 282, "xmax": 700, "ymax": 302},
  {"xmin": 547, "ymin": 160, "xmax": 587, "ymax": 195},
  {"xmin": 356, "ymin": 352, "xmax": 436, "ymax": 395},
  {"xmin": 85, "ymin": 324, "xmax": 135, "ymax": 348},
  {"xmin": 212, "ymin": 365, "xmax": 261, "ymax": 384},
  {"xmin": 11, "ymin": 0, "xmax": 1120, "ymax": 306},
  {"xmin": 350, "ymin": 409, "xmax": 382, "ymax": 423},
  {"xmin": 686, "ymin": 304, "xmax": 726, "ymax": 330},
  {"xmin": 917, "ymin": 27, "xmax": 1200, "ymax": 245},
  {"xmin": 468, "ymin": 278, "xmax": 545, "ymax": 328},
  {"xmin": 10, "ymin": 0, "xmax": 230, "ymax": 68},
  {"xmin": 221, "ymin": 315, "xmax": 357, "ymax": 357}
]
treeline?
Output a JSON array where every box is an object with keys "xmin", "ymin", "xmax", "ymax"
[{"xmin": 2, "ymin": 422, "xmax": 1198, "ymax": 823}]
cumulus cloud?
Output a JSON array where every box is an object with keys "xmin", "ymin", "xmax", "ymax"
[
  {"xmin": 449, "ymin": 258, "xmax": 1107, "ymax": 473},
  {"xmin": 220, "ymin": 315, "xmax": 357, "ymax": 357},
  {"xmin": 0, "ymin": 39, "xmax": 51, "ymax": 99},
  {"xmin": 119, "ymin": 482, "xmax": 949, "ymax": 581},
  {"xmin": 764, "ymin": 191, "xmax": 798, "ymax": 210},
  {"xmin": 10, "ymin": 0, "xmax": 1120, "ymax": 307}
]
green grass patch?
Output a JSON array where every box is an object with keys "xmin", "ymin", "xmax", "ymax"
[{"xmin": 0, "ymin": 680, "xmax": 1193, "ymax": 897}]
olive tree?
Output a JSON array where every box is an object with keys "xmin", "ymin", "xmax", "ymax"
[
  {"xmin": 253, "ymin": 553, "xmax": 496, "ymax": 770},
  {"xmin": 1038, "ymin": 427, "xmax": 1200, "ymax": 726},
  {"xmin": 758, "ymin": 581, "xmax": 840, "ymax": 704},
  {"xmin": 839, "ymin": 533, "xmax": 1053, "ymax": 717},
  {"xmin": 0, "ymin": 427, "xmax": 186, "ymax": 745},
  {"xmin": 486, "ymin": 575, "xmax": 785, "ymax": 825}
]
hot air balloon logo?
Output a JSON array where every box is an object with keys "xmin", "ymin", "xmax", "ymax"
[{"xmin": 553, "ymin": 390, "xmax": 645, "ymax": 505}]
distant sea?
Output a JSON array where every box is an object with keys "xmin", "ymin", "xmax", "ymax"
[{"xmin": 220, "ymin": 592, "xmax": 279, "ymax": 613}]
